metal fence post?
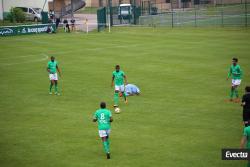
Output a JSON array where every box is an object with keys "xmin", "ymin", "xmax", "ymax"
[
  {"xmin": 245, "ymin": 0, "xmax": 248, "ymax": 27},
  {"xmin": 171, "ymin": 0, "xmax": 174, "ymax": 28},
  {"xmin": 221, "ymin": 0, "xmax": 224, "ymax": 27},
  {"xmin": 195, "ymin": 6, "xmax": 197, "ymax": 27},
  {"xmin": 108, "ymin": 0, "xmax": 113, "ymax": 26},
  {"xmin": 2, "ymin": 0, "xmax": 4, "ymax": 24}
]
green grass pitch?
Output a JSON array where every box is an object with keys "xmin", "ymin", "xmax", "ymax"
[{"xmin": 0, "ymin": 27, "xmax": 250, "ymax": 167}]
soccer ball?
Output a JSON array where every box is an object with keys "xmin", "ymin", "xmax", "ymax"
[{"xmin": 114, "ymin": 107, "xmax": 121, "ymax": 114}]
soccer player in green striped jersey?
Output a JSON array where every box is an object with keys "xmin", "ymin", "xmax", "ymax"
[
  {"xmin": 111, "ymin": 65, "xmax": 128, "ymax": 108},
  {"xmin": 47, "ymin": 56, "xmax": 61, "ymax": 95},
  {"xmin": 240, "ymin": 121, "xmax": 250, "ymax": 167},
  {"xmin": 93, "ymin": 102, "xmax": 113, "ymax": 159},
  {"xmin": 226, "ymin": 58, "xmax": 243, "ymax": 102}
]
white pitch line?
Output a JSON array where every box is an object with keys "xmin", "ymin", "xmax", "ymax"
[
  {"xmin": 0, "ymin": 54, "xmax": 42, "ymax": 60},
  {"xmin": 0, "ymin": 54, "xmax": 48, "ymax": 66}
]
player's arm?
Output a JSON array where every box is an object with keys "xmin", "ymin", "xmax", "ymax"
[
  {"xmin": 242, "ymin": 102, "xmax": 246, "ymax": 107},
  {"xmin": 239, "ymin": 67, "xmax": 243, "ymax": 78},
  {"xmin": 241, "ymin": 95, "xmax": 246, "ymax": 107},
  {"xmin": 240, "ymin": 136, "xmax": 247, "ymax": 149},
  {"xmin": 111, "ymin": 75, "xmax": 114, "ymax": 87},
  {"xmin": 93, "ymin": 114, "xmax": 97, "ymax": 122},
  {"xmin": 56, "ymin": 65, "xmax": 61, "ymax": 77},
  {"xmin": 227, "ymin": 67, "xmax": 232, "ymax": 80},
  {"xmin": 47, "ymin": 63, "xmax": 50, "ymax": 73},
  {"xmin": 110, "ymin": 116, "xmax": 113, "ymax": 122}
]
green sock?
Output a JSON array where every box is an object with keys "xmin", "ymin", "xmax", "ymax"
[
  {"xmin": 106, "ymin": 138, "xmax": 110, "ymax": 148},
  {"xmin": 55, "ymin": 84, "xmax": 58, "ymax": 93},
  {"xmin": 230, "ymin": 89, "xmax": 235, "ymax": 99},
  {"xmin": 49, "ymin": 83, "xmax": 53, "ymax": 92},
  {"xmin": 103, "ymin": 141, "xmax": 109, "ymax": 153},
  {"xmin": 235, "ymin": 89, "xmax": 239, "ymax": 98},
  {"xmin": 122, "ymin": 92, "xmax": 127, "ymax": 100},
  {"xmin": 114, "ymin": 92, "xmax": 119, "ymax": 106}
]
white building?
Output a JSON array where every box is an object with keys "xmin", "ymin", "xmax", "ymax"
[{"xmin": 0, "ymin": 0, "xmax": 50, "ymax": 20}]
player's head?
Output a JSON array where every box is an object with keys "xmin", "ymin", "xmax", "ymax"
[
  {"xmin": 245, "ymin": 86, "xmax": 250, "ymax": 93},
  {"xmin": 232, "ymin": 58, "xmax": 238, "ymax": 65},
  {"xmin": 115, "ymin": 65, "xmax": 120, "ymax": 72},
  {"xmin": 51, "ymin": 56, "xmax": 55, "ymax": 62},
  {"xmin": 245, "ymin": 120, "xmax": 250, "ymax": 127},
  {"xmin": 100, "ymin": 102, "xmax": 106, "ymax": 109}
]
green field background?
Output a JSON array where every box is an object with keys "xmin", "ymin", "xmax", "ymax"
[{"xmin": 0, "ymin": 27, "xmax": 250, "ymax": 167}]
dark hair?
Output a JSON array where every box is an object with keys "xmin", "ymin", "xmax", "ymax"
[
  {"xmin": 115, "ymin": 65, "xmax": 120, "ymax": 68},
  {"xmin": 232, "ymin": 58, "xmax": 238, "ymax": 62},
  {"xmin": 246, "ymin": 120, "xmax": 250, "ymax": 127},
  {"xmin": 100, "ymin": 102, "xmax": 106, "ymax": 109},
  {"xmin": 51, "ymin": 56, "xmax": 55, "ymax": 59},
  {"xmin": 246, "ymin": 86, "xmax": 250, "ymax": 93}
]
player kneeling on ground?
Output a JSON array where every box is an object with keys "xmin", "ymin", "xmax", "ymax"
[{"xmin": 93, "ymin": 102, "xmax": 113, "ymax": 159}]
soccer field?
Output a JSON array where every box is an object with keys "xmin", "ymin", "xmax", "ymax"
[{"xmin": 0, "ymin": 27, "xmax": 250, "ymax": 167}]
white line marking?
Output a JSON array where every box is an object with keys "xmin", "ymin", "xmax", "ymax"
[
  {"xmin": 0, "ymin": 54, "xmax": 41, "ymax": 60},
  {"xmin": 0, "ymin": 54, "xmax": 48, "ymax": 66}
]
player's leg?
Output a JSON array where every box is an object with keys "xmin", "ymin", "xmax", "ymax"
[
  {"xmin": 105, "ymin": 130, "xmax": 111, "ymax": 149},
  {"xmin": 230, "ymin": 80, "xmax": 236, "ymax": 101},
  {"xmin": 105, "ymin": 130, "xmax": 111, "ymax": 159},
  {"xmin": 114, "ymin": 86, "xmax": 119, "ymax": 107},
  {"xmin": 54, "ymin": 80, "xmax": 58, "ymax": 94},
  {"xmin": 120, "ymin": 85, "xmax": 127, "ymax": 103},
  {"xmin": 54, "ymin": 73, "xmax": 59, "ymax": 95},
  {"xmin": 99, "ymin": 130, "xmax": 111, "ymax": 159},
  {"xmin": 105, "ymin": 136, "xmax": 110, "ymax": 159},
  {"xmin": 234, "ymin": 80, "xmax": 241, "ymax": 102},
  {"xmin": 49, "ymin": 80, "xmax": 54, "ymax": 94},
  {"xmin": 230, "ymin": 86, "xmax": 233, "ymax": 101},
  {"xmin": 101, "ymin": 137, "xmax": 109, "ymax": 153},
  {"xmin": 234, "ymin": 85, "xmax": 239, "ymax": 102},
  {"xmin": 49, "ymin": 74, "xmax": 54, "ymax": 94}
]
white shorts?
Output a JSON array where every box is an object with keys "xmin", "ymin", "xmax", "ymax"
[
  {"xmin": 98, "ymin": 130, "xmax": 111, "ymax": 138},
  {"xmin": 49, "ymin": 73, "xmax": 58, "ymax": 81},
  {"xmin": 232, "ymin": 79, "xmax": 241, "ymax": 86},
  {"xmin": 115, "ymin": 85, "xmax": 125, "ymax": 92}
]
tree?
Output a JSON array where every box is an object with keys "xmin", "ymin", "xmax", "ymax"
[{"xmin": 7, "ymin": 8, "xmax": 26, "ymax": 23}]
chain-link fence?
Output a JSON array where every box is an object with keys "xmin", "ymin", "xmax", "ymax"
[{"xmin": 139, "ymin": 0, "xmax": 249, "ymax": 27}]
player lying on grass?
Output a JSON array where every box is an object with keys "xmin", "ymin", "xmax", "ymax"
[
  {"xmin": 226, "ymin": 58, "xmax": 243, "ymax": 102},
  {"xmin": 119, "ymin": 84, "xmax": 140, "ymax": 97},
  {"xmin": 93, "ymin": 102, "xmax": 113, "ymax": 159},
  {"xmin": 47, "ymin": 56, "xmax": 61, "ymax": 95},
  {"xmin": 111, "ymin": 65, "xmax": 128, "ymax": 108},
  {"xmin": 242, "ymin": 86, "xmax": 250, "ymax": 127}
]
